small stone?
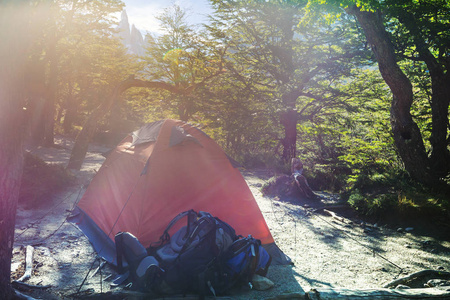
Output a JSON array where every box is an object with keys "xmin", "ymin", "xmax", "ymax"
[
  {"xmin": 67, "ymin": 235, "xmax": 78, "ymax": 241},
  {"xmin": 38, "ymin": 247, "xmax": 51, "ymax": 256},
  {"xmin": 405, "ymin": 244, "xmax": 412, "ymax": 248},
  {"xmin": 59, "ymin": 263, "xmax": 71, "ymax": 269},
  {"xmin": 427, "ymin": 279, "xmax": 450, "ymax": 287},
  {"xmin": 11, "ymin": 262, "xmax": 21, "ymax": 272},
  {"xmin": 252, "ymin": 274, "xmax": 274, "ymax": 291},
  {"xmin": 422, "ymin": 240, "xmax": 432, "ymax": 246},
  {"xmin": 397, "ymin": 228, "xmax": 404, "ymax": 233},
  {"xmin": 395, "ymin": 284, "xmax": 411, "ymax": 289}
]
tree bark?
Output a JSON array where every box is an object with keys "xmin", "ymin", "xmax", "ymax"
[
  {"xmin": 348, "ymin": 7, "xmax": 435, "ymax": 185},
  {"xmin": 395, "ymin": 11, "xmax": 450, "ymax": 179},
  {"xmin": 67, "ymin": 78, "xmax": 178, "ymax": 170},
  {"xmin": 0, "ymin": 93, "xmax": 24, "ymax": 300},
  {"xmin": 280, "ymin": 88, "xmax": 303, "ymax": 162},
  {"xmin": 62, "ymin": 80, "xmax": 79, "ymax": 134},
  {"xmin": 281, "ymin": 109, "xmax": 298, "ymax": 162},
  {"xmin": 43, "ymin": 38, "xmax": 58, "ymax": 147},
  {"xmin": 0, "ymin": 3, "xmax": 30, "ymax": 297},
  {"xmin": 428, "ymin": 74, "xmax": 450, "ymax": 178}
]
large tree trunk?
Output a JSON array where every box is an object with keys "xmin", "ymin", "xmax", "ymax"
[
  {"xmin": 0, "ymin": 3, "xmax": 30, "ymax": 297},
  {"xmin": 280, "ymin": 109, "xmax": 298, "ymax": 162},
  {"xmin": 280, "ymin": 89, "xmax": 303, "ymax": 162},
  {"xmin": 428, "ymin": 75, "xmax": 450, "ymax": 178},
  {"xmin": 396, "ymin": 11, "xmax": 450, "ymax": 179},
  {"xmin": 0, "ymin": 81, "xmax": 25, "ymax": 300},
  {"xmin": 348, "ymin": 7, "xmax": 436, "ymax": 185}
]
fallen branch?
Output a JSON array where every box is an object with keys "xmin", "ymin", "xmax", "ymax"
[
  {"xmin": 16, "ymin": 245, "xmax": 33, "ymax": 282},
  {"xmin": 308, "ymin": 287, "xmax": 450, "ymax": 299},
  {"xmin": 383, "ymin": 269, "xmax": 450, "ymax": 288},
  {"xmin": 323, "ymin": 209, "xmax": 345, "ymax": 222},
  {"xmin": 312, "ymin": 205, "xmax": 350, "ymax": 213}
]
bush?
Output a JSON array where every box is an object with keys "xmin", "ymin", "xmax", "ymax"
[
  {"xmin": 307, "ymin": 163, "xmax": 348, "ymax": 192},
  {"xmin": 345, "ymin": 170, "xmax": 449, "ymax": 220}
]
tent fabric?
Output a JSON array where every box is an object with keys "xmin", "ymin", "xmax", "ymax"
[
  {"xmin": 130, "ymin": 119, "xmax": 164, "ymax": 146},
  {"xmin": 73, "ymin": 119, "xmax": 291, "ymax": 265}
]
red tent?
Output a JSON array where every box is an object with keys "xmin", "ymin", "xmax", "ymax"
[{"xmin": 72, "ymin": 119, "xmax": 290, "ymax": 264}]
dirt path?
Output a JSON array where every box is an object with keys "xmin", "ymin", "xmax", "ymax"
[{"xmin": 12, "ymin": 138, "xmax": 450, "ymax": 299}]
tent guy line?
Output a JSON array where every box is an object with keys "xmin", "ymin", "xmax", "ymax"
[
  {"xmin": 14, "ymin": 184, "xmax": 84, "ymax": 245},
  {"xmin": 76, "ymin": 177, "xmax": 142, "ymax": 294}
]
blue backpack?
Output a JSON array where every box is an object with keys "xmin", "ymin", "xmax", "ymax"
[
  {"xmin": 114, "ymin": 210, "xmax": 272, "ymax": 297},
  {"xmin": 149, "ymin": 210, "xmax": 237, "ymax": 295},
  {"xmin": 216, "ymin": 235, "xmax": 272, "ymax": 293}
]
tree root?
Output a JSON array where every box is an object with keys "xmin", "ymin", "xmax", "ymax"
[{"xmin": 383, "ymin": 269, "xmax": 450, "ymax": 288}]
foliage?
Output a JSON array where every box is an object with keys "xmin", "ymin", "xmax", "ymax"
[
  {"xmin": 24, "ymin": 0, "xmax": 131, "ymax": 141},
  {"xmin": 11, "ymin": 0, "xmax": 448, "ymax": 219},
  {"xmin": 345, "ymin": 169, "xmax": 449, "ymax": 221},
  {"xmin": 206, "ymin": 0, "xmax": 374, "ymax": 162},
  {"xmin": 139, "ymin": 4, "xmax": 226, "ymax": 121}
]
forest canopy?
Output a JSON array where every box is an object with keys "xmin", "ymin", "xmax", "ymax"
[{"xmin": 4, "ymin": 0, "xmax": 450, "ymax": 216}]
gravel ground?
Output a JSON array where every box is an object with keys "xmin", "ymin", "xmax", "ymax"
[{"xmin": 12, "ymin": 137, "xmax": 450, "ymax": 299}]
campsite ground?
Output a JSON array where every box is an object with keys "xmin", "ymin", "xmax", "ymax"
[{"xmin": 12, "ymin": 136, "xmax": 450, "ymax": 299}]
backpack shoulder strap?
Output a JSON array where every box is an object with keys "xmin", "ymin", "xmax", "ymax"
[
  {"xmin": 178, "ymin": 213, "xmax": 216, "ymax": 254},
  {"xmin": 152, "ymin": 210, "xmax": 198, "ymax": 248}
]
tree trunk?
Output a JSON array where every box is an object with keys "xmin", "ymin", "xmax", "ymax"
[
  {"xmin": 108, "ymin": 95, "xmax": 123, "ymax": 134},
  {"xmin": 63, "ymin": 79, "xmax": 83, "ymax": 134},
  {"xmin": 280, "ymin": 109, "xmax": 298, "ymax": 162},
  {"xmin": 26, "ymin": 96, "xmax": 47, "ymax": 146},
  {"xmin": 43, "ymin": 36, "xmax": 58, "ymax": 147},
  {"xmin": 396, "ymin": 11, "xmax": 450, "ymax": 179},
  {"xmin": 25, "ymin": 60, "xmax": 47, "ymax": 146},
  {"xmin": 428, "ymin": 75, "xmax": 450, "ymax": 178},
  {"xmin": 348, "ymin": 7, "xmax": 435, "ymax": 185},
  {"xmin": 0, "ymin": 3, "xmax": 29, "ymax": 297},
  {"xmin": 0, "ymin": 85, "xmax": 25, "ymax": 300}
]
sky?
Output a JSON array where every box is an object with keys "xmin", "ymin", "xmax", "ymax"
[{"xmin": 121, "ymin": 0, "xmax": 214, "ymax": 35}]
